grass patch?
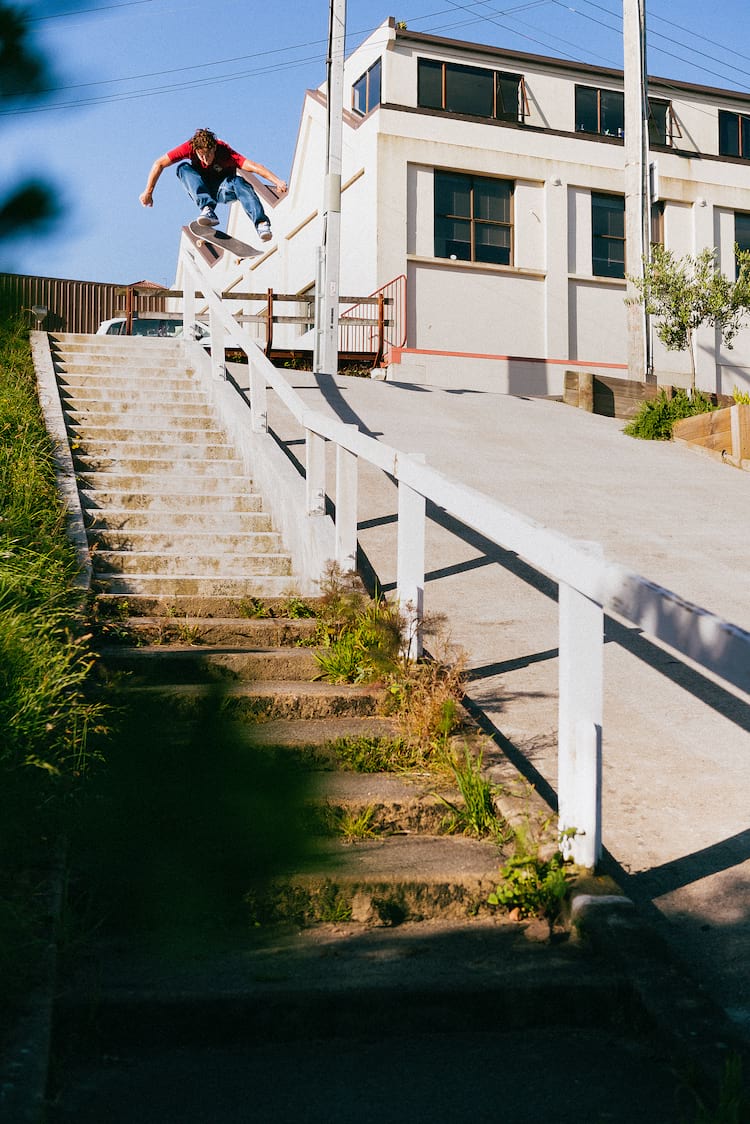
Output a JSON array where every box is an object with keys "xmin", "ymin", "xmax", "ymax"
[
  {"xmin": 436, "ymin": 746, "xmax": 513, "ymax": 842},
  {"xmin": 328, "ymin": 735, "xmax": 426, "ymax": 773}
]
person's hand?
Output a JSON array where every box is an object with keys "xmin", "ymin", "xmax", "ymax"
[
  {"xmin": 140, "ymin": 191, "xmax": 153, "ymax": 207},
  {"xmin": 276, "ymin": 181, "xmax": 288, "ymax": 196}
]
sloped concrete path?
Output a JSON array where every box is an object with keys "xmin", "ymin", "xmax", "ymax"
[{"xmin": 235, "ymin": 365, "xmax": 750, "ymax": 1037}]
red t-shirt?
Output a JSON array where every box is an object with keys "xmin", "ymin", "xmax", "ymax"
[{"xmin": 166, "ymin": 139, "xmax": 246, "ymax": 182}]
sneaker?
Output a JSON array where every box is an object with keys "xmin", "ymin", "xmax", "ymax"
[
  {"xmin": 197, "ymin": 206, "xmax": 219, "ymax": 228},
  {"xmin": 257, "ymin": 220, "xmax": 272, "ymax": 242}
]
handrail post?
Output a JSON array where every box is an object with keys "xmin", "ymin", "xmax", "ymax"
[
  {"xmin": 335, "ymin": 426, "xmax": 358, "ymax": 572},
  {"xmin": 265, "ymin": 288, "xmax": 274, "ymax": 358},
  {"xmin": 306, "ymin": 429, "xmax": 326, "ymax": 515},
  {"xmin": 374, "ymin": 293, "xmax": 385, "ymax": 367},
  {"xmin": 558, "ymin": 558, "xmax": 604, "ymax": 868},
  {"xmin": 208, "ymin": 302, "xmax": 226, "ymax": 381},
  {"xmin": 182, "ymin": 265, "xmax": 196, "ymax": 339},
  {"xmin": 249, "ymin": 355, "xmax": 268, "ymax": 432},
  {"xmin": 397, "ymin": 456, "xmax": 426, "ymax": 660}
]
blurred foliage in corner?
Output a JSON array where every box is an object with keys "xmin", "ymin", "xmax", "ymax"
[
  {"xmin": 71, "ymin": 689, "xmax": 318, "ymax": 935},
  {"xmin": 0, "ymin": 3, "xmax": 64, "ymax": 242}
]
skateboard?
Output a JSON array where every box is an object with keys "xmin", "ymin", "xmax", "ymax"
[{"xmin": 188, "ymin": 220, "xmax": 261, "ymax": 260}]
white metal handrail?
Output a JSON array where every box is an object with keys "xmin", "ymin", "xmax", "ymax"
[{"xmin": 178, "ymin": 235, "xmax": 750, "ymax": 869}]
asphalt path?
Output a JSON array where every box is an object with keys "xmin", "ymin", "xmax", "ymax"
[{"xmin": 241, "ymin": 366, "xmax": 750, "ymax": 1039}]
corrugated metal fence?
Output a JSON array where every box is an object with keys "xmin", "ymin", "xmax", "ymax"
[{"xmin": 0, "ymin": 272, "xmax": 167, "ymax": 334}]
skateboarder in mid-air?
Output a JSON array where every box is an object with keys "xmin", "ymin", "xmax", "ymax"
[{"xmin": 139, "ymin": 127, "xmax": 288, "ymax": 242}]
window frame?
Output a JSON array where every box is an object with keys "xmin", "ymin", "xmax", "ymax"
[
  {"xmin": 433, "ymin": 169, "xmax": 514, "ymax": 266},
  {"xmin": 591, "ymin": 191, "xmax": 626, "ymax": 279},
  {"xmin": 352, "ymin": 57, "xmax": 382, "ymax": 117},
  {"xmin": 719, "ymin": 109, "xmax": 750, "ymax": 159},
  {"xmin": 417, "ymin": 57, "xmax": 528, "ymax": 124},
  {"xmin": 575, "ymin": 85, "xmax": 624, "ymax": 137},
  {"xmin": 647, "ymin": 97, "xmax": 674, "ymax": 147}
]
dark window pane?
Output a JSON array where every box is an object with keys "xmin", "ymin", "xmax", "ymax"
[
  {"xmin": 475, "ymin": 223, "xmax": 511, "ymax": 265},
  {"xmin": 418, "ymin": 58, "xmax": 443, "ymax": 109},
  {"xmin": 648, "ymin": 99, "xmax": 669, "ymax": 146},
  {"xmin": 736, "ymin": 211, "xmax": 750, "ymax": 254},
  {"xmin": 496, "ymin": 73, "xmax": 520, "ymax": 121},
  {"xmin": 742, "ymin": 116, "xmax": 750, "ymax": 159},
  {"xmin": 445, "ymin": 63, "xmax": 494, "ymax": 116},
  {"xmin": 575, "ymin": 86, "xmax": 599, "ymax": 133},
  {"xmin": 719, "ymin": 110, "xmax": 740, "ymax": 157},
  {"xmin": 474, "ymin": 180, "xmax": 511, "ymax": 223},
  {"xmin": 435, "ymin": 172, "xmax": 471, "ymax": 219},
  {"xmin": 368, "ymin": 59, "xmax": 381, "ymax": 110},
  {"xmin": 352, "ymin": 74, "xmax": 367, "ymax": 115},
  {"xmin": 435, "ymin": 217, "xmax": 472, "ymax": 259},
  {"xmin": 592, "ymin": 193, "xmax": 625, "ymax": 278},
  {"xmin": 600, "ymin": 90, "xmax": 624, "ymax": 136}
]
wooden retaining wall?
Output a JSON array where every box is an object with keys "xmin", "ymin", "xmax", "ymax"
[
  {"xmin": 564, "ymin": 371, "xmax": 734, "ymax": 420},
  {"xmin": 673, "ymin": 403, "xmax": 750, "ymax": 470}
]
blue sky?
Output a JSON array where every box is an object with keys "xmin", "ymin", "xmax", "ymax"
[{"xmin": 2, "ymin": 0, "xmax": 748, "ymax": 286}]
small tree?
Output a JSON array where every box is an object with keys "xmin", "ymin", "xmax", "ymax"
[{"xmin": 629, "ymin": 244, "xmax": 750, "ymax": 390}]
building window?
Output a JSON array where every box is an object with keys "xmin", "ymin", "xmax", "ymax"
[
  {"xmin": 650, "ymin": 201, "xmax": 665, "ymax": 248},
  {"xmin": 352, "ymin": 58, "xmax": 381, "ymax": 116},
  {"xmin": 719, "ymin": 109, "xmax": 750, "ymax": 158},
  {"xmin": 418, "ymin": 58, "xmax": 526, "ymax": 123},
  {"xmin": 575, "ymin": 85, "xmax": 624, "ymax": 137},
  {"xmin": 648, "ymin": 98, "xmax": 673, "ymax": 146},
  {"xmin": 434, "ymin": 171, "xmax": 513, "ymax": 265},
  {"xmin": 592, "ymin": 192, "xmax": 625, "ymax": 278},
  {"xmin": 735, "ymin": 212, "xmax": 750, "ymax": 277}
]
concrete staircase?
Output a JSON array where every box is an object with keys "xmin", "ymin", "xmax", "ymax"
[{"xmin": 49, "ymin": 333, "xmax": 299, "ymax": 610}]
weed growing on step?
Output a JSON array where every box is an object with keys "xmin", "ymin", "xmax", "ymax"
[
  {"xmin": 679, "ymin": 1053, "xmax": 749, "ymax": 1124},
  {"xmin": 489, "ymin": 848, "xmax": 573, "ymax": 934},
  {"xmin": 436, "ymin": 745, "xmax": 513, "ymax": 842},
  {"xmin": 174, "ymin": 617, "xmax": 205, "ymax": 645},
  {"xmin": 238, "ymin": 595, "xmax": 273, "ymax": 618},
  {"xmin": 328, "ymin": 735, "xmax": 424, "ymax": 773},
  {"xmin": 328, "ymin": 803, "xmax": 379, "ymax": 842}
]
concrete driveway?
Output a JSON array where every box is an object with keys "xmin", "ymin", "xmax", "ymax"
[{"xmin": 235, "ymin": 364, "xmax": 750, "ymax": 1038}]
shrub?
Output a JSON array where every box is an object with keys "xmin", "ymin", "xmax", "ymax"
[{"xmin": 623, "ymin": 387, "xmax": 715, "ymax": 441}]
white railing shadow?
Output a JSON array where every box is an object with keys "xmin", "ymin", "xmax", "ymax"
[{"xmin": 178, "ymin": 235, "xmax": 750, "ymax": 870}]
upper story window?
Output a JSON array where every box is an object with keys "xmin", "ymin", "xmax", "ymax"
[
  {"xmin": 418, "ymin": 58, "xmax": 527, "ymax": 123},
  {"xmin": 576, "ymin": 85, "xmax": 624, "ymax": 137},
  {"xmin": 591, "ymin": 192, "xmax": 625, "ymax": 278},
  {"xmin": 719, "ymin": 109, "xmax": 750, "ymax": 158},
  {"xmin": 434, "ymin": 170, "xmax": 513, "ymax": 265},
  {"xmin": 352, "ymin": 58, "xmax": 381, "ymax": 116},
  {"xmin": 648, "ymin": 98, "xmax": 674, "ymax": 146}
]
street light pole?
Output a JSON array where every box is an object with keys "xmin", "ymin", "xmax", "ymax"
[
  {"xmin": 623, "ymin": 0, "xmax": 653, "ymax": 381},
  {"xmin": 314, "ymin": 0, "xmax": 346, "ymax": 374}
]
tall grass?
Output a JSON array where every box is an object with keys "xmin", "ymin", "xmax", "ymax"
[
  {"xmin": 0, "ymin": 318, "xmax": 105, "ymax": 782},
  {"xmin": 0, "ymin": 319, "xmax": 108, "ymax": 1023}
]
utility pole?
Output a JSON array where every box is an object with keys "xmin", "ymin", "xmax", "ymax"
[
  {"xmin": 314, "ymin": 0, "xmax": 346, "ymax": 374},
  {"xmin": 623, "ymin": 0, "xmax": 653, "ymax": 381}
]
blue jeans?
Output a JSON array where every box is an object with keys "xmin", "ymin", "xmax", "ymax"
[{"xmin": 176, "ymin": 162, "xmax": 268, "ymax": 227}]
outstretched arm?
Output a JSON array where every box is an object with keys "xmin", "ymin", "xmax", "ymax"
[
  {"xmin": 140, "ymin": 154, "xmax": 172, "ymax": 207},
  {"xmin": 240, "ymin": 158, "xmax": 288, "ymax": 196}
]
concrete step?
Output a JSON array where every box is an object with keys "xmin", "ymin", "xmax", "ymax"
[
  {"xmin": 61, "ymin": 387, "xmax": 209, "ymax": 407},
  {"xmin": 89, "ymin": 530, "xmax": 284, "ymax": 553},
  {"xmin": 67, "ymin": 422, "xmax": 221, "ymax": 442},
  {"xmin": 73, "ymin": 441, "xmax": 234, "ymax": 463},
  {"xmin": 115, "ymin": 679, "xmax": 386, "ymax": 720},
  {"xmin": 77, "ymin": 472, "xmax": 256, "ymax": 494},
  {"xmin": 101, "ymin": 615, "xmax": 318, "ymax": 646},
  {"xmin": 74, "ymin": 454, "xmax": 244, "ymax": 475},
  {"xmin": 81, "ymin": 489, "xmax": 266, "ymax": 513},
  {"xmin": 56, "ymin": 367, "xmax": 197, "ymax": 384},
  {"xmin": 66, "ymin": 402, "xmax": 215, "ymax": 421},
  {"xmin": 93, "ymin": 594, "xmax": 315, "ymax": 617},
  {"xmin": 92, "ymin": 550, "xmax": 293, "ymax": 577},
  {"xmin": 92, "ymin": 574, "xmax": 302, "ymax": 598},
  {"xmin": 96, "ymin": 645, "xmax": 321, "ymax": 683},
  {"xmin": 85, "ymin": 510, "xmax": 273, "ymax": 533},
  {"xmin": 50, "ymin": 335, "xmax": 185, "ymax": 355}
]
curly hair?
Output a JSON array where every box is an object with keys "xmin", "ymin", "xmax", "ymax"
[{"xmin": 190, "ymin": 128, "xmax": 217, "ymax": 151}]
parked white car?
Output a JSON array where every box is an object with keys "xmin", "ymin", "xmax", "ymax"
[{"xmin": 96, "ymin": 315, "xmax": 210, "ymax": 346}]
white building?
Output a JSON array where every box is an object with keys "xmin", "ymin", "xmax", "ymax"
[{"xmin": 194, "ymin": 17, "xmax": 750, "ymax": 397}]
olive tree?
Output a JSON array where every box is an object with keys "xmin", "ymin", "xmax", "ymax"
[{"xmin": 629, "ymin": 244, "xmax": 750, "ymax": 390}]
